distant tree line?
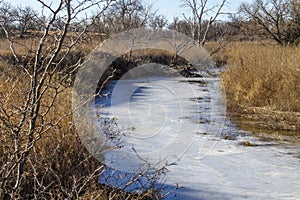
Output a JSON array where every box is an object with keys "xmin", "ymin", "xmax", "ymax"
[{"xmin": 1, "ymin": 0, "xmax": 299, "ymax": 45}]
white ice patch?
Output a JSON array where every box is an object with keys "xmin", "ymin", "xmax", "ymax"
[{"xmin": 96, "ymin": 77, "xmax": 300, "ymax": 200}]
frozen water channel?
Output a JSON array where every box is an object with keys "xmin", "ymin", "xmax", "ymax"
[{"xmin": 96, "ymin": 75, "xmax": 300, "ymax": 200}]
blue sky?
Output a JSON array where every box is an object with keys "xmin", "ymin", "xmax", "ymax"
[
  {"xmin": 7, "ymin": 0, "xmax": 245, "ymax": 22},
  {"xmin": 148, "ymin": 0, "xmax": 245, "ymax": 21}
]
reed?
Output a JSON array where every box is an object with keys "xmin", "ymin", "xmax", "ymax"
[{"xmin": 222, "ymin": 42, "xmax": 300, "ymax": 112}]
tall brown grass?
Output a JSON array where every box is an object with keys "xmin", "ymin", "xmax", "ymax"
[
  {"xmin": 0, "ymin": 62, "xmax": 107, "ymax": 198},
  {"xmin": 0, "ymin": 38, "xmax": 159, "ymax": 199},
  {"xmin": 222, "ymin": 42, "xmax": 300, "ymax": 112}
]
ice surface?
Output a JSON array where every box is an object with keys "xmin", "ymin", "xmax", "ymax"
[{"xmin": 96, "ymin": 77, "xmax": 300, "ymax": 200}]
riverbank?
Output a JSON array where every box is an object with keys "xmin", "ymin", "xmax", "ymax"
[
  {"xmin": 220, "ymin": 42, "xmax": 300, "ymax": 142},
  {"xmin": 228, "ymin": 105, "xmax": 300, "ymax": 145}
]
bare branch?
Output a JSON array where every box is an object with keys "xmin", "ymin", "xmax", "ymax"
[{"xmin": 182, "ymin": 0, "xmax": 228, "ymax": 47}]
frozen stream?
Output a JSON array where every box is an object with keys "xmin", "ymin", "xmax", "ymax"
[{"xmin": 96, "ymin": 75, "xmax": 300, "ymax": 200}]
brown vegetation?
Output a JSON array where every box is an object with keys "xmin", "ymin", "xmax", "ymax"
[
  {"xmin": 0, "ymin": 0, "xmax": 165, "ymax": 198},
  {"xmin": 0, "ymin": 50, "xmax": 160, "ymax": 199},
  {"xmin": 0, "ymin": 63, "xmax": 104, "ymax": 199},
  {"xmin": 222, "ymin": 42, "xmax": 300, "ymax": 133},
  {"xmin": 1, "ymin": 0, "xmax": 300, "ymax": 198}
]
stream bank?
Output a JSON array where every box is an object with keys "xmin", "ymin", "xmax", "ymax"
[{"xmin": 226, "ymin": 105, "xmax": 300, "ymax": 146}]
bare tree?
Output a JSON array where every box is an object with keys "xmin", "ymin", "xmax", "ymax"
[
  {"xmin": 240, "ymin": 0, "xmax": 300, "ymax": 45},
  {"xmin": 16, "ymin": 5, "xmax": 39, "ymax": 37},
  {"xmin": 182, "ymin": 0, "xmax": 227, "ymax": 46},
  {"xmin": 169, "ymin": 17, "xmax": 193, "ymax": 37},
  {"xmin": 0, "ymin": 3, "xmax": 43, "ymax": 38},
  {"xmin": 93, "ymin": 0, "xmax": 154, "ymax": 34},
  {"xmin": 0, "ymin": 1, "xmax": 18, "ymax": 36},
  {"xmin": 286, "ymin": 0, "xmax": 300, "ymax": 43},
  {"xmin": 149, "ymin": 15, "xmax": 168, "ymax": 30}
]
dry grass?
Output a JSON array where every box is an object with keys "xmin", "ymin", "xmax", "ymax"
[
  {"xmin": 222, "ymin": 42, "xmax": 300, "ymax": 132},
  {"xmin": 0, "ymin": 66, "xmax": 159, "ymax": 199},
  {"xmin": 0, "ymin": 64, "xmax": 106, "ymax": 198},
  {"xmin": 222, "ymin": 42, "xmax": 300, "ymax": 111},
  {"xmin": 0, "ymin": 36, "xmax": 160, "ymax": 199},
  {"xmin": 0, "ymin": 33, "xmax": 102, "ymax": 65}
]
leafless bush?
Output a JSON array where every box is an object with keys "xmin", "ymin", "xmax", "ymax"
[{"xmin": 0, "ymin": 0, "xmax": 166, "ymax": 199}]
